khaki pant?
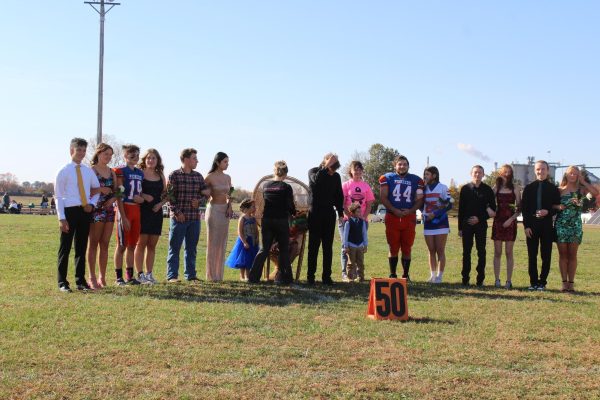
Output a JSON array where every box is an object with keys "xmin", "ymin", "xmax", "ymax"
[{"xmin": 347, "ymin": 246, "xmax": 365, "ymax": 280}]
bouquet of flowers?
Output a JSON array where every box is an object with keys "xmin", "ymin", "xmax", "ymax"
[
  {"xmin": 570, "ymin": 192, "xmax": 582, "ymax": 208},
  {"xmin": 161, "ymin": 183, "xmax": 176, "ymax": 203},
  {"xmin": 431, "ymin": 196, "xmax": 454, "ymax": 224},
  {"xmin": 113, "ymin": 185, "xmax": 126, "ymax": 200}
]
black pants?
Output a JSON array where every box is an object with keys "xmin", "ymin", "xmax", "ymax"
[
  {"xmin": 57, "ymin": 206, "xmax": 92, "ymax": 287},
  {"xmin": 461, "ymin": 223, "xmax": 487, "ymax": 284},
  {"xmin": 307, "ymin": 211, "xmax": 336, "ymax": 281},
  {"xmin": 249, "ymin": 217, "xmax": 290, "ymax": 282},
  {"xmin": 526, "ymin": 221, "xmax": 554, "ymax": 287}
]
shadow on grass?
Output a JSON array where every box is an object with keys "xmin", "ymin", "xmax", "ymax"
[
  {"xmin": 95, "ymin": 277, "xmax": 582, "ymax": 307},
  {"xmin": 406, "ymin": 282, "xmax": 570, "ymax": 303},
  {"xmin": 407, "ymin": 316, "xmax": 458, "ymax": 325},
  {"xmin": 98, "ymin": 280, "xmax": 372, "ymax": 307}
]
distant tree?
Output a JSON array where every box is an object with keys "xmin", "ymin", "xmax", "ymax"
[
  {"xmin": 483, "ymin": 170, "xmax": 500, "ymax": 189},
  {"xmin": 0, "ymin": 172, "xmax": 20, "ymax": 193},
  {"xmin": 448, "ymin": 183, "xmax": 460, "ymax": 216},
  {"xmin": 230, "ymin": 187, "xmax": 253, "ymax": 203},
  {"xmin": 40, "ymin": 182, "xmax": 54, "ymax": 194},
  {"xmin": 362, "ymin": 143, "xmax": 400, "ymax": 209},
  {"xmin": 86, "ymin": 134, "xmax": 125, "ymax": 167}
]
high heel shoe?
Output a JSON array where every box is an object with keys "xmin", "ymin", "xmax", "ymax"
[
  {"xmin": 568, "ymin": 281, "xmax": 575, "ymax": 292},
  {"xmin": 561, "ymin": 280, "xmax": 568, "ymax": 292}
]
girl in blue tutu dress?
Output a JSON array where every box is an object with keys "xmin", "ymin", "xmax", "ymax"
[{"xmin": 226, "ymin": 199, "xmax": 259, "ymax": 281}]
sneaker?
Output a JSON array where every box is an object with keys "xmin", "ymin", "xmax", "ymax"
[
  {"xmin": 137, "ymin": 273, "xmax": 150, "ymax": 284},
  {"xmin": 505, "ymin": 281, "xmax": 512, "ymax": 289},
  {"xmin": 322, "ymin": 278, "xmax": 335, "ymax": 286},
  {"xmin": 426, "ymin": 276, "xmax": 436, "ymax": 283},
  {"xmin": 389, "ymin": 273, "xmax": 398, "ymax": 279},
  {"xmin": 59, "ymin": 285, "xmax": 72, "ymax": 293},
  {"xmin": 186, "ymin": 277, "xmax": 201, "ymax": 283},
  {"xmin": 537, "ymin": 285, "xmax": 545, "ymax": 291},
  {"xmin": 127, "ymin": 278, "xmax": 141, "ymax": 285},
  {"xmin": 116, "ymin": 278, "xmax": 127, "ymax": 286},
  {"xmin": 77, "ymin": 282, "xmax": 92, "ymax": 292},
  {"xmin": 495, "ymin": 279, "xmax": 502, "ymax": 288},
  {"xmin": 527, "ymin": 285, "xmax": 537, "ymax": 291},
  {"xmin": 476, "ymin": 281, "xmax": 484, "ymax": 287},
  {"xmin": 167, "ymin": 278, "xmax": 181, "ymax": 283},
  {"xmin": 145, "ymin": 272, "xmax": 158, "ymax": 284},
  {"xmin": 434, "ymin": 276, "xmax": 443, "ymax": 284}
]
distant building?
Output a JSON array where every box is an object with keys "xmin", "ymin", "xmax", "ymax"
[
  {"xmin": 511, "ymin": 158, "xmax": 557, "ymax": 187},
  {"xmin": 511, "ymin": 158, "xmax": 598, "ymax": 187}
]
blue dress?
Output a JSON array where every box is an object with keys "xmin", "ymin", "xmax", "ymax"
[{"xmin": 225, "ymin": 217, "xmax": 259, "ymax": 270}]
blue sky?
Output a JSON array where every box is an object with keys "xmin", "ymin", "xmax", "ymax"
[{"xmin": 1, "ymin": 1, "xmax": 599, "ymax": 190}]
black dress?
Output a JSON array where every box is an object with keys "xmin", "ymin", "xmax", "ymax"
[{"xmin": 141, "ymin": 178, "xmax": 164, "ymax": 235}]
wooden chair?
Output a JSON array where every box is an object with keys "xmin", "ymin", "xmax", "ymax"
[{"xmin": 252, "ymin": 175, "xmax": 311, "ymax": 282}]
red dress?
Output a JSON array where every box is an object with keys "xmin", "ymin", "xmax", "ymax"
[{"xmin": 491, "ymin": 191, "xmax": 517, "ymax": 241}]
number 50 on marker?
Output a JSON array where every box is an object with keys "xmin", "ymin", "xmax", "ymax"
[{"xmin": 367, "ymin": 278, "xmax": 408, "ymax": 321}]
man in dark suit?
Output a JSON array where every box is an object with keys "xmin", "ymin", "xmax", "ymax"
[{"xmin": 521, "ymin": 160, "xmax": 560, "ymax": 291}]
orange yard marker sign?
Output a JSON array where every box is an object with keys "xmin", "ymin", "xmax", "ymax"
[{"xmin": 367, "ymin": 278, "xmax": 408, "ymax": 321}]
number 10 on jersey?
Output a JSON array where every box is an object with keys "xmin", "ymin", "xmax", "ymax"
[{"xmin": 367, "ymin": 278, "xmax": 408, "ymax": 321}]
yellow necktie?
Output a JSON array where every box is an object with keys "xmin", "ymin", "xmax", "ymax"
[{"xmin": 75, "ymin": 165, "xmax": 88, "ymax": 207}]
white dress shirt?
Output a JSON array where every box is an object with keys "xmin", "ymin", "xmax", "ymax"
[{"xmin": 55, "ymin": 162, "xmax": 100, "ymax": 220}]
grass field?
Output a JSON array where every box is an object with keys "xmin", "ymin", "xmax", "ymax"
[{"xmin": 1, "ymin": 214, "xmax": 599, "ymax": 399}]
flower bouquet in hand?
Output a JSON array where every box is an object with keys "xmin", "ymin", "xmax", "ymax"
[
  {"xmin": 508, "ymin": 202, "xmax": 520, "ymax": 217},
  {"xmin": 161, "ymin": 183, "xmax": 176, "ymax": 203},
  {"xmin": 431, "ymin": 196, "xmax": 453, "ymax": 224},
  {"xmin": 113, "ymin": 185, "xmax": 126, "ymax": 200},
  {"xmin": 570, "ymin": 192, "xmax": 582, "ymax": 208}
]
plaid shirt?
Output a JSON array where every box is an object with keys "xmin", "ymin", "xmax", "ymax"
[{"xmin": 167, "ymin": 168, "xmax": 207, "ymax": 221}]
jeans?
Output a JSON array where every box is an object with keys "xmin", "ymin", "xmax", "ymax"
[
  {"xmin": 166, "ymin": 218, "xmax": 200, "ymax": 280},
  {"xmin": 461, "ymin": 223, "xmax": 488, "ymax": 284},
  {"xmin": 337, "ymin": 224, "xmax": 348, "ymax": 276}
]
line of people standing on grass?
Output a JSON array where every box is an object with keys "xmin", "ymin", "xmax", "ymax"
[
  {"xmin": 55, "ymin": 138, "xmax": 232, "ymax": 292},
  {"xmin": 54, "ymin": 137, "xmax": 598, "ymax": 294},
  {"xmin": 457, "ymin": 160, "xmax": 598, "ymax": 292}
]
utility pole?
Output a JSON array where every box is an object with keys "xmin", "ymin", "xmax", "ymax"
[{"xmin": 85, "ymin": 0, "xmax": 121, "ymax": 145}]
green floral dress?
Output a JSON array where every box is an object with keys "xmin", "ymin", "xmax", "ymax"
[{"xmin": 555, "ymin": 191, "xmax": 583, "ymax": 244}]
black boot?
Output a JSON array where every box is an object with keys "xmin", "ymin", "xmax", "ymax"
[{"xmin": 388, "ymin": 256, "xmax": 398, "ymax": 278}]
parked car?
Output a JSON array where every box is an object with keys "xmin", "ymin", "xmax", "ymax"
[
  {"xmin": 370, "ymin": 207, "xmax": 387, "ymax": 223},
  {"xmin": 581, "ymin": 212, "xmax": 593, "ymax": 224}
]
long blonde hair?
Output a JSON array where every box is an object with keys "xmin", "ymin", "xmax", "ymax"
[{"xmin": 560, "ymin": 165, "xmax": 580, "ymax": 189}]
